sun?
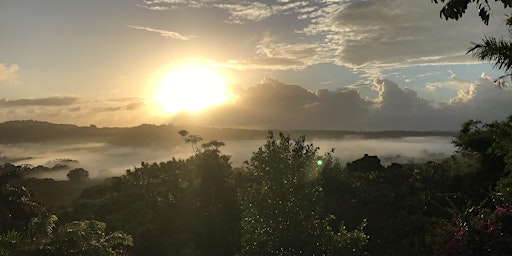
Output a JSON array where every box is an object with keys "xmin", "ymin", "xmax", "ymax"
[{"xmin": 153, "ymin": 65, "xmax": 231, "ymax": 114}]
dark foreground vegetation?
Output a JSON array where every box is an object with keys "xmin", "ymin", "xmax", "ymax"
[{"xmin": 1, "ymin": 116, "xmax": 512, "ymax": 255}]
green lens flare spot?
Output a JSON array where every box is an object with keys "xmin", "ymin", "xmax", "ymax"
[{"xmin": 317, "ymin": 159, "xmax": 323, "ymax": 166}]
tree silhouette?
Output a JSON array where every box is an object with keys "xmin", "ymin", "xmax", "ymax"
[
  {"xmin": 178, "ymin": 130, "xmax": 203, "ymax": 153},
  {"xmin": 431, "ymin": 0, "xmax": 512, "ymax": 25},
  {"xmin": 432, "ymin": 0, "xmax": 512, "ymax": 86},
  {"xmin": 67, "ymin": 168, "xmax": 89, "ymax": 183}
]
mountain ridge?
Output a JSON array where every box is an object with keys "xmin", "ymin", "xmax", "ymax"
[{"xmin": 0, "ymin": 120, "xmax": 458, "ymax": 146}]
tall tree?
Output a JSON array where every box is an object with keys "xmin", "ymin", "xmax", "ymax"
[{"xmin": 239, "ymin": 132, "xmax": 367, "ymax": 256}]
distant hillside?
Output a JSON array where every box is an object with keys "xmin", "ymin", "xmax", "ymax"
[{"xmin": 0, "ymin": 120, "xmax": 457, "ymax": 146}]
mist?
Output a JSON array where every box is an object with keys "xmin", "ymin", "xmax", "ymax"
[{"xmin": 2, "ymin": 136, "xmax": 455, "ymax": 180}]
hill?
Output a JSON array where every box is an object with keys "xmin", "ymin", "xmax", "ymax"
[{"xmin": 0, "ymin": 120, "xmax": 457, "ymax": 147}]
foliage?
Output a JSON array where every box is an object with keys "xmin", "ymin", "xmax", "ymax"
[
  {"xmin": 0, "ymin": 214, "xmax": 132, "ymax": 256},
  {"xmin": 67, "ymin": 168, "xmax": 90, "ymax": 183},
  {"xmin": 431, "ymin": 0, "xmax": 512, "ymax": 25},
  {"xmin": 432, "ymin": 0, "xmax": 512, "ymax": 86},
  {"xmin": 63, "ymin": 132, "xmax": 241, "ymax": 256},
  {"xmin": 429, "ymin": 203, "xmax": 512, "ymax": 255},
  {"xmin": 239, "ymin": 132, "xmax": 367, "ymax": 255},
  {"xmin": 453, "ymin": 117, "xmax": 512, "ymax": 193},
  {"xmin": 3, "ymin": 119, "xmax": 512, "ymax": 255},
  {"xmin": 0, "ymin": 183, "xmax": 44, "ymax": 234}
]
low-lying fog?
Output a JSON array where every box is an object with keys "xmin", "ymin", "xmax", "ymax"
[{"xmin": 1, "ymin": 136, "xmax": 456, "ymax": 180}]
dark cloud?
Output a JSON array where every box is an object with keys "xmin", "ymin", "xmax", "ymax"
[
  {"xmin": 0, "ymin": 96, "xmax": 79, "ymax": 107},
  {"xmin": 168, "ymin": 77, "xmax": 512, "ymax": 131}
]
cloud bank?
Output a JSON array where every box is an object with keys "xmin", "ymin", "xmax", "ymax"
[
  {"xmin": 167, "ymin": 76, "xmax": 512, "ymax": 131},
  {"xmin": 0, "ymin": 76, "xmax": 510, "ymax": 131}
]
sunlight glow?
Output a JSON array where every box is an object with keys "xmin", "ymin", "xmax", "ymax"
[{"xmin": 154, "ymin": 65, "xmax": 231, "ymax": 114}]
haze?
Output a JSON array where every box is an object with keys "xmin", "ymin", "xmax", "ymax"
[{"xmin": 1, "ymin": 136, "xmax": 455, "ymax": 180}]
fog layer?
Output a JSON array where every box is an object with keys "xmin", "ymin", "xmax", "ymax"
[{"xmin": 1, "ymin": 136, "xmax": 455, "ymax": 180}]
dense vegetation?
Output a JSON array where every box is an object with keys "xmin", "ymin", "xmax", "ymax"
[{"xmin": 1, "ymin": 116, "xmax": 512, "ymax": 255}]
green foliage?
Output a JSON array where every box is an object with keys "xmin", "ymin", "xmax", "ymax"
[
  {"xmin": 453, "ymin": 117, "xmax": 512, "ymax": 193},
  {"xmin": 0, "ymin": 183, "xmax": 44, "ymax": 234},
  {"xmin": 4, "ymin": 119, "xmax": 512, "ymax": 255},
  {"xmin": 64, "ymin": 138, "xmax": 240, "ymax": 256},
  {"xmin": 0, "ymin": 214, "xmax": 132, "ymax": 256},
  {"xmin": 0, "ymin": 230, "xmax": 23, "ymax": 256},
  {"xmin": 239, "ymin": 132, "xmax": 367, "ymax": 255},
  {"xmin": 52, "ymin": 220, "xmax": 133, "ymax": 256}
]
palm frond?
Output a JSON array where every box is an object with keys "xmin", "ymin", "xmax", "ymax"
[{"xmin": 468, "ymin": 36, "xmax": 512, "ymax": 72}]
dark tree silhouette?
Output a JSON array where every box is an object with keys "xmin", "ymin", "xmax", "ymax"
[
  {"xmin": 431, "ymin": 0, "xmax": 512, "ymax": 25},
  {"xmin": 432, "ymin": 0, "xmax": 512, "ymax": 86},
  {"xmin": 67, "ymin": 168, "xmax": 89, "ymax": 183}
]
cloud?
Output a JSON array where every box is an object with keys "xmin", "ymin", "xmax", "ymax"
[
  {"xmin": 0, "ymin": 63, "xmax": 21, "ymax": 85},
  {"xmin": 136, "ymin": 4, "xmax": 171, "ymax": 11},
  {"xmin": 215, "ymin": 2, "xmax": 274, "ymax": 23},
  {"xmin": 215, "ymin": 42, "xmax": 330, "ymax": 70},
  {"xmin": 125, "ymin": 101, "xmax": 145, "ymax": 110},
  {"xmin": 129, "ymin": 0, "xmax": 508, "ymax": 76},
  {"xmin": 169, "ymin": 77, "xmax": 371, "ymax": 129},
  {"xmin": 0, "ymin": 77, "xmax": 509, "ymax": 131},
  {"xmin": 0, "ymin": 96, "xmax": 79, "ymax": 107},
  {"xmin": 0, "ymin": 97, "xmax": 159, "ymax": 127},
  {"xmin": 299, "ymin": 0, "xmax": 506, "ymax": 72},
  {"xmin": 139, "ymin": 0, "xmax": 215, "ymax": 9},
  {"xmin": 166, "ymin": 76, "xmax": 512, "ymax": 131},
  {"xmin": 126, "ymin": 25, "xmax": 196, "ymax": 40}
]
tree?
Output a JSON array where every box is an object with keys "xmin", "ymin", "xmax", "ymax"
[
  {"xmin": 431, "ymin": 0, "xmax": 512, "ymax": 25},
  {"xmin": 0, "ymin": 165, "xmax": 48, "ymax": 237},
  {"xmin": 66, "ymin": 168, "xmax": 89, "ymax": 183},
  {"xmin": 239, "ymin": 132, "xmax": 367, "ymax": 256},
  {"xmin": 178, "ymin": 130, "xmax": 203, "ymax": 153},
  {"xmin": 64, "ymin": 138, "xmax": 241, "ymax": 256},
  {"xmin": 432, "ymin": 0, "xmax": 512, "ymax": 86},
  {"xmin": 452, "ymin": 116, "xmax": 512, "ymax": 192}
]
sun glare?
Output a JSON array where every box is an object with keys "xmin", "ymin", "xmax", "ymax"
[{"xmin": 154, "ymin": 65, "xmax": 231, "ymax": 114}]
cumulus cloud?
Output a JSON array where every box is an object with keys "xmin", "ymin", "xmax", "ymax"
[
  {"xmin": 126, "ymin": 25, "xmax": 196, "ymax": 40},
  {"xmin": 0, "ymin": 77, "xmax": 509, "ymax": 130},
  {"xmin": 0, "ymin": 63, "xmax": 21, "ymax": 85},
  {"xmin": 167, "ymin": 77, "xmax": 512, "ymax": 131}
]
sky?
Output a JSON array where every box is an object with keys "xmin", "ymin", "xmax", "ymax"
[{"xmin": 1, "ymin": 0, "xmax": 512, "ymax": 130}]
